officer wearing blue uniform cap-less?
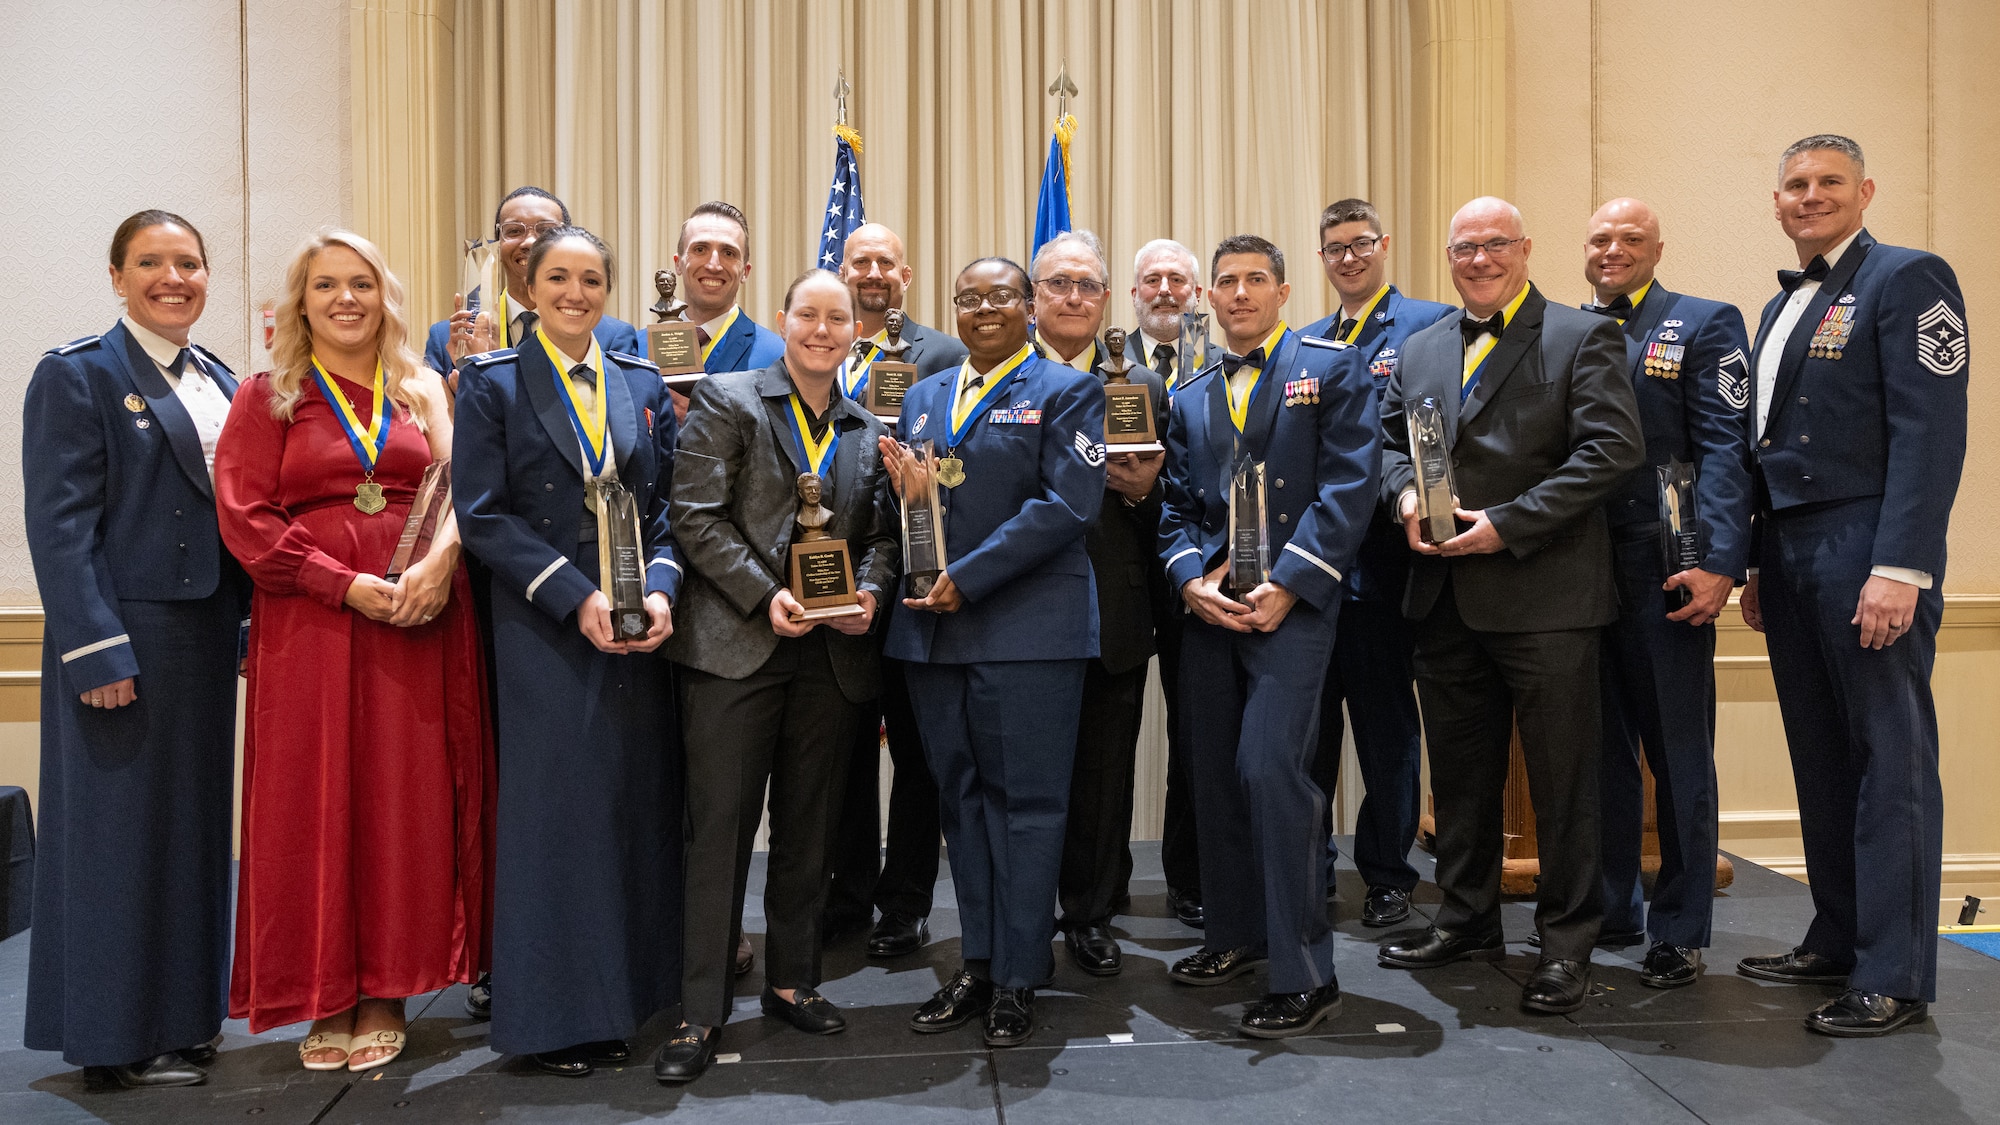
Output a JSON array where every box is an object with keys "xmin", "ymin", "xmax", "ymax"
[
  {"xmin": 1158, "ymin": 234, "xmax": 1380, "ymax": 1039},
  {"xmin": 1734, "ymin": 135, "xmax": 1968, "ymax": 1038}
]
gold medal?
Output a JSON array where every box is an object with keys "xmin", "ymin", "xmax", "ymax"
[
  {"xmin": 354, "ymin": 479, "xmax": 387, "ymax": 515},
  {"xmin": 936, "ymin": 455, "xmax": 966, "ymax": 489}
]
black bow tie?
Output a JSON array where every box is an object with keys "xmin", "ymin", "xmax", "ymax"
[
  {"xmin": 1778, "ymin": 255, "xmax": 1830, "ymax": 292},
  {"xmin": 1220, "ymin": 348, "xmax": 1265, "ymax": 376},
  {"xmin": 1583, "ymin": 295, "xmax": 1633, "ymax": 320},
  {"xmin": 1460, "ymin": 313, "xmax": 1505, "ymax": 347}
]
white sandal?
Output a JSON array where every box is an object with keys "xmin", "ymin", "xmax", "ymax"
[
  {"xmin": 299, "ymin": 1030, "xmax": 351, "ymax": 1071},
  {"xmin": 346, "ymin": 1028, "xmax": 405, "ymax": 1073}
]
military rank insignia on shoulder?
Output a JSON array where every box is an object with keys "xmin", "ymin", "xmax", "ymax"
[
  {"xmin": 464, "ymin": 348, "xmax": 517, "ymax": 368},
  {"xmin": 49, "ymin": 334, "xmax": 102, "ymax": 356},
  {"xmin": 608, "ymin": 350, "xmax": 658, "ymax": 372},
  {"xmin": 1299, "ymin": 336, "xmax": 1350, "ymax": 351}
]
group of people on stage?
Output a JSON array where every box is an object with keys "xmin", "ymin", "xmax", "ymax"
[{"xmin": 22, "ymin": 130, "xmax": 1966, "ymax": 1091}]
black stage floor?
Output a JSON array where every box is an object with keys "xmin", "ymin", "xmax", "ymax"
[{"xmin": 4, "ymin": 842, "xmax": 1998, "ymax": 1124}]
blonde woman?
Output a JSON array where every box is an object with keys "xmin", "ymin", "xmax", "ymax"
[{"xmin": 215, "ymin": 230, "xmax": 493, "ymax": 1073}]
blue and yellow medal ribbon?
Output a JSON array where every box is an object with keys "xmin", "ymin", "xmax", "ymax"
[
  {"xmin": 309, "ymin": 355, "xmax": 391, "ymax": 472},
  {"xmin": 949, "ymin": 342, "xmax": 1035, "ymax": 443},
  {"xmin": 1461, "ymin": 284, "xmax": 1532, "ymax": 402},
  {"xmin": 1341, "ymin": 286, "xmax": 1391, "ymax": 344},
  {"xmin": 784, "ymin": 393, "xmax": 842, "ymax": 478},
  {"xmin": 842, "ymin": 341, "xmax": 880, "ymax": 399},
  {"xmin": 1226, "ymin": 321, "xmax": 1289, "ymax": 433},
  {"xmin": 536, "ymin": 328, "xmax": 610, "ymax": 477},
  {"xmin": 701, "ymin": 306, "xmax": 742, "ymax": 362}
]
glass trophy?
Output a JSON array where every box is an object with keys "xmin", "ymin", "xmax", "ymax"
[
  {"xmin": 1100, "ymin": 327, "xmax": 1163, "ymax": 453},
  {"xmin": 787, "ymin": 473, "xmax": 865, "ymax": 621},
  {"xmin": 1658, "ymin": 457, "xmax": 1701, "ymax": 611},
  {"xmin": 593, "ymin": 480, "xmax": 650, "ymax": 640},
  {"xmin": 459, "ymin": 239, "xmax": 498, "ymax": 358},
  {"xmin": 385, "ymin": 460, "xmax": 452, "ymax": 581},
  {"xmin": 1408, "ymin": 396, "xmax": 1459, "ymax": 545},
  {"xmin": 901, "ymin": 439, "xmax": 946, "ymax": 599},
  {"xmin": 1228, "ymin": 454, "xmax": 1270, "ymax": 594},
  {"xmin": 1177, "ymin": 305, "xmax": 1212, "ymax": 388}
]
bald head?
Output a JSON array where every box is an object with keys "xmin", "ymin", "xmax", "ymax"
[
  {"xmin": 1583, "ymin": 197, "xmax": 1665, "ymax": 303},
  {"xmin": 1450, "ymin": 197, "xmax": 1525, "ymax": 242},
  {"xmin": 1447, "ymin": 196, "xmax": 1532, "ymax": 316},
  {"xmin": 844, "ymin": 223, "xmax": 905, "ymax": 262},
  {"xmin": 839, "ymin": 222, "xmax": 914, "ymax": 329}
]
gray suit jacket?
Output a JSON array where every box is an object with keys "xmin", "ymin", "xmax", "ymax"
[
  {"xmin": 666, "ymin": 362, "xmax": 899, "ymax": 700},
  {"xmin": 1379, "ymin": 284, "xmax": 1644, "ymax": 632}
]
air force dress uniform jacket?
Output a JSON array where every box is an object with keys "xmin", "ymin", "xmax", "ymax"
[
  {"xmin": 23, "ymin": 322, "xmax": 248, "ymax": 1066},
  {"xmin": 1156, "ymin": 326, "xmax": 1381, "ymax": 994},
  {"xmin": 1749, "ymin": 228, "xmax": 1967, "ymax": 1003}
]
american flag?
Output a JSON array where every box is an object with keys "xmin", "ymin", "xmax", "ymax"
[{"xmin": 817, "ymin": 124, "xmax": 865, "ymax": 268}]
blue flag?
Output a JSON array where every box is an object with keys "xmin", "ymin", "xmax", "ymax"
[
  {"xmin": 817, "ymin": 125, "xmax": 865, "ymax": 268},
  {"xmin": 1031, "ymin": 114, "xmax": 1076, "ymax": 260}
]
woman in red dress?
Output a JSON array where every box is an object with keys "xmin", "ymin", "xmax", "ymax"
[{"xmin": 215, "ymin": 230, "xmax": 492, "ymax": 1073}]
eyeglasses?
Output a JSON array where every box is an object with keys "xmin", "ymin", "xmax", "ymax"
[
  {"xmin": 1319, "ymin": 236, "xmax": 1381, "ymax": 261},
  {"xmin": 498, "ymin": 220, "xmax": 563, "ymax": 241},
  {"xmin": 1446, "ymin": 237, "xmax": 1525, "ymax": 263},
  {"xmin": 1033, "ymin": 277, "xmax": 1107, "ymax": 298},
  {"xmin": 951, "ymin": 286, "xmax": 1026, "ymax": 312}
]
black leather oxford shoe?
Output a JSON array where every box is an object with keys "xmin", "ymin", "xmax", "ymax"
[
  {"xmin": 910, "ymin": 969, "xmax": 993, "ymax": 1033},
  {"xmin": 1521, "ymin": 957, "xmax": 1592, "ymax": 1014},
  {"xmin": 1361, "ymin": 886, "xmax": 1412, "ymax": 928},
  {"xmin": 1169, "ymin": 945, "xmax": 1267, "ymax": 986},
  {"xmin": 532, "ymin": 1044, "xmax": 595, "ymax": 1077},
  {"xmin": 1064, "ymin": 923, "xmax": 1124, "ymax": 976},
  {"xmin": 465, "ymin": 972, "xmax": 493, "ymax": 1019},
  {"xmin": 1805, "ymin": 989, "xmax": 1928, "ymax": 1037},
  {"xmin": 1378, "ymin": 926, "xmax": 1504, "ymax": 969},
  {"xmin": 178, "ymin": 1034, "xmax": 223, "ymax": 1067},
  {"xmin": 1640, "ymin": 942, "xmax": 1703, "ymax": 989},
  {"xmin": 1737, "ymin": 947, "xmax": 1851, "ymax": 985},
  {"xmin": 761, "ymin": 987, "xmax": 847, "ymax": 1035},
  {"xmin": 87, "ymin": 1052, "xmax": 206, "ymax": 1089},
  {"xmin": 1241, "ymin": 983, "xmax": 1344, "ymax": 1038},
  {"xmin": 652, "ymin": 1025, "xmax": 717, "ymax": 1083},
  {"xmin": 983, "ymin": 988, "xmax": 1035, "ymax": 1047},
  {"xmin": 1168, "ymin": 887, "xmax": 1206, "ymax": 929},
  {"xmin": 868, "ymin": 912, "xmax": 930, "ymax": 958}
]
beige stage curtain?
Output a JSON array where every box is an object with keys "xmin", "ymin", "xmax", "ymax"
[{"xmin": 354, "ymin": 0, "xmax": 1515, "ymax": 337}]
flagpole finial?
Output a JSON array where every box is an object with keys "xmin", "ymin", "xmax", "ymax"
[
  {"xmin": 834, "ymin": 69, "xmax": 851, "ymax": 126},
  {"xmin": 1048, "ymin": 60, "xmax": 1078, "ymax": 121}
]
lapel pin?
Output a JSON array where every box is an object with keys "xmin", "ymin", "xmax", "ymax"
[{"xmin": 124, "ymin": 394, "xmax": 146, "ymax": 413}]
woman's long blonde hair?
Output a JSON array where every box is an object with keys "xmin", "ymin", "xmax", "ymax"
[{"xmin": 267, "ymin": 229, "xmax": 427, "ymax": 426}]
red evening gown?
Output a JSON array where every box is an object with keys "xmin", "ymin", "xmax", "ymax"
[{"xmin": 216, "ymin": 370, "xmax": 493, "ymax": 1032}]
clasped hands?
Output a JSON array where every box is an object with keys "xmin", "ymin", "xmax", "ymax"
[{"xmin": 1181, "ymin": 563, "xmax": 1297, "ymax": 633}]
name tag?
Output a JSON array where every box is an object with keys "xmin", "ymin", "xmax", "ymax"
[{"xmin": 988, "ymin": 408, "xmax": 1042, "ymax": 424}]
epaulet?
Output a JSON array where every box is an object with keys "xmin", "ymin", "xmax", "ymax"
[
  {"xmin": 1179, "ymin": 360, "xmax": 1222, "ymax": 390},
  {"xmin": 607, "ymin": 350, "xmax": 658, "ymax": 372},
  {"xmin": 188, "ymin": 342, "xmax": 232, "ymax": 370},
  {"xmin": 47, "ymin": 334, "xmax": 102, "ymax": 356},
  {"xmin": 464, "ymin": 348, "xmax": 517, "ymax": 368},
  {"xmin": 1299, "ymin": 335, "xmax": 1351, "ymax": 350}
]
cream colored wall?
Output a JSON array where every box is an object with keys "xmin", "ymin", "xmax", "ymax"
[{"xmin": 1510, "ymin": 0, "xmax": 2000, "ymax": 907}]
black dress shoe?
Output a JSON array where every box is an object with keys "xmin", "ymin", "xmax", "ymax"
[
  {"xmin": 1169, "ymin": 945, "xmax": 1267, "ymax": 986},
  {"xmin": 1737, "ymin": 947, "xmax": 1851, "ymax": 985},
  {"xmin": 1063, "ymin": 922, "xmax": 1123, "ymax": 976},
  {"xmin": 983, "ymin": 988, "xmax": 1034, "ymax": 1047},
  {"xmin": 87, "ymin": 1052, "xmax": 207, "ymax": 1089},
  {"xmin": 868, "ymin": 912, "xmax": 930, "ymax": 958},
  {"xmin": 465, "ymin": 972, "xmax": 493, "ymax": 1018},
  {"xmin": 1378, "ymin": 926, "xmax": 1504, "ymax": 970},
  {"xmin": 1241, "ymin": 983, "xmax": 1343, "ymax": 1039},
  {"xmin": 582, "ymin": 1039, "xmax": 630, "ymax": 1065},
  {"xmin": 761, "ymin": 986, "xmax": 848, "ymax": 1035},
  {"xmin": 910, "ymin": 969, "xmax": 993, "ymax": 1033},
  {"xmin": 1361, "ymin": 886, "xmax": 1412, "ymax": 928},
  {"xmin": 1167, "ymin": 887, "xmax": 1205, "ymax": 929},
  {"xmin": 531, "ymin": 1045, "xmax": 594, "ymax": 1077},
  {"xmin": 652, "ymin": 1026, "xmax": 717, "ymax": 1083},
  {"xmin": 1521, "ymin": 957, "xmax": 1592, "ymax": 1014},
  {"xmin": 734, "ymin": 934, "xmax": 755, "ymax": 977},
  {"xmin": 1804, "ymin": 989, "xmax": 1928, "ymax": 1037},
  {"xmin": 178, "ymin": 1034, "xmax": 223, "ymax": 1067},
  {"xmin": 1639, "ymin": 942, "xmax": 1703, "ymax": 989}
]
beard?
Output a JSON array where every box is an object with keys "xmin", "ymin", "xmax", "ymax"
[
  {"xmin": 856, "ymin": 286, "xmax": 894, "ymax": 314},
  {"xmin": 1136, "ymin": 297, "xmax": 1183, "ymax": 340}
]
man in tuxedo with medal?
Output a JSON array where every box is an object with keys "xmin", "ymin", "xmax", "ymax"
[
  {"xmin": 1301, "ymin": 198, "xmax": 1455, "ymax": 927},
  {"xmin": 1734, "ymin": 135, "xmax": 1967, "ymax": 1037},
  {"xmin": 1156, "ymin": 234, "xmax": 1379, "ymax": 1038},
  {"xmin": 1028, "ymin": 230, "xmax": 1169, "ymax": 977},
  {"xmin": 878, "ymin": 257, "xmax": 1104, "ymax": 1047},
  {"xmin": 1375, "ymin": 197, "xmax": 1643, "ymax": 1016},
  {"xmin": 822, "ymin": 222, "xmax": 968, "ymax": 959},
  {"xmin": 1577, "ymin": 197, "xmax": 1753, "ymax": 989}
]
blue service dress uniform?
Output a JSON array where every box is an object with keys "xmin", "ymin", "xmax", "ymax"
[
  {"xmin": 22, "ymin": 321, "xmax": 247, "ymax": 1066},
  {"xmin": 886, "ymin": 350, "xmax": 1105, "ymax": 989},
  {"xmin": 1750, "ymin": 228, "xmax": 1967, "ymax": 1002},
  {"xmin": 1587, "ymin": 281, "xmax": 1752, "ymax": 949},
  {"xmin": 1301, "ymin": 287, "xmax": 1455, "ymax": 897},
  {"xmin": 452, "ymin": 339, "xmax": 685, "ymax": 1055},
  {"xmin": 1157, "ymin": 325, "xmax": 1381, "ymax": 993}
]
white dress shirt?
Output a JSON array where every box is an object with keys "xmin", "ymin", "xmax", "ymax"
[{"xmin": 121, "ymin": 316, "xmax": 231, "ymax": 479}]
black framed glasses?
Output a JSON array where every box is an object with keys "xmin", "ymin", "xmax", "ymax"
[
  {"xmin": 1446, "ymin": 237, "xmax": 1525, "ymax": 262},
  {"xmin": 1033, "ymin": 277, "xmax": 1107, "ymax": 298},
  {"xmin": 1319, "ymin": 236, "xmax": 1381, "ymax": 261},
  {"xmin": 952, "ymin": 286, "xmax": 1026, "ymax": 312}
]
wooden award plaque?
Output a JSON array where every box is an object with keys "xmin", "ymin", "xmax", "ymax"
[
  {"xmin": 788, "ymin": 537, "xmax": 866, "ymax": 621},
  {"xmin": 864, "ymin": 362, "xmax": 918, "ymax": 422},
  {"xmin": 1104, "ymin": 381, "xmax": 1163, "ymax": 453},
  {"xmin": 647, "ymin": 321, "xmax": 706, "ymax": 387}
]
